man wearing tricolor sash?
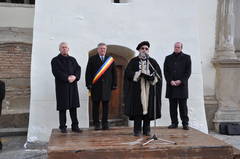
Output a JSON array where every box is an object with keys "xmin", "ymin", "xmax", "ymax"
[{"xmin": 85, "ymin": 43, "xmax": 117, "ymax": 130}]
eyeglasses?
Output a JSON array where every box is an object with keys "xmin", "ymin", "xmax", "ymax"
[{"xmin": 140, "ymin": 47, "xmax": 149, "ymax": 50}]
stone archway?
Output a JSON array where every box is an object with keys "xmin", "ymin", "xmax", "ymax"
[{"xmin": 88, "ymin": 45, "xmax": 135, "ymax": 126}]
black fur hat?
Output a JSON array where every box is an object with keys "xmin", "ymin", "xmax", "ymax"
[{"xmin": 136, "ymin": 41, "xmax": 150, "ymax": 50}]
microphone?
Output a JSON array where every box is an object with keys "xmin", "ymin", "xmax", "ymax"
[{"xmin": 145, "ymin": 53, "xmax": 150, "ymax": 59}]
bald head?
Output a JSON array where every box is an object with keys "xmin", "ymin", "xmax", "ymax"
[
  {"xmin": 174, "ymin": 42, "xmax": 183, "ymax": 53},
  {"xmin": 59, "ymin": 42, "xmax": 69, "ymax": 56}
]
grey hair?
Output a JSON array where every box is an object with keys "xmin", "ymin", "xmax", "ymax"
[
  {"xmin": 174, "ymin": 42, "xmax": 183, "ymax": 48},
  {"xmin": 59, "ymin": 42, "xmax": 69, "ymax": 48},
  {"xmin": 97, "ymin": 42, "xmax": 107, "ymax": 48}
]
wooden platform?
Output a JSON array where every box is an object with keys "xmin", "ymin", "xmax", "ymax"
[{"xmin": 48, "ymin": 127, "xmax": 234, "ymax": 159}]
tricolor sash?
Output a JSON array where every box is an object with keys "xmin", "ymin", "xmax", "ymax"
[{"xmin": 92, "ymin": 56, "xmax": 114, "ymax": 84}]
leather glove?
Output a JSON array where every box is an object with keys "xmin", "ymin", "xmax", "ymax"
[{"xmin": 140, "ymin": 73, "xmax": 154, "ymax": 81}]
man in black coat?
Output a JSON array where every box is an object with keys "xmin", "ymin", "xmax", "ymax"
[
  {"xmin": 0, "ymin": 80, "xmax": 5, "ymax": 149},
  {"xmin": 124, "ymin": 41, "xmax": 162, "ymax": 136},
  {"xmin": 85, "ymin": 43, "xmax": 117, "ymax": 130},
  {"xmin": 164, "ymin": 42, "xmax": 191, "ymax": 130},
  {"xmin": 51, "ymin": 42, "xmax": 81, "ymax": 133}
]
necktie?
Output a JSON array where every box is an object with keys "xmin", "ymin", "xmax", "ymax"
[{"xmin": 101, "ymin": 56, "xmax": 104, "ymax": 62}]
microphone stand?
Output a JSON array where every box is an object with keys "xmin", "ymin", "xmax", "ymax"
[{"xmin": 142, "ymin": 58, "xmax": 176, "ymax": 146}]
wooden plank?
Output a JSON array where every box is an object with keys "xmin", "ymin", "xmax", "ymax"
[{"xmin": 48, "ymin": 127, "xmax": 234, "ymax": 159}]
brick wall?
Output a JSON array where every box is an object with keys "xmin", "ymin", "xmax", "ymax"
[{"xmin": 0, "ymin": 42, "xmax": 31, "ymax": 119}]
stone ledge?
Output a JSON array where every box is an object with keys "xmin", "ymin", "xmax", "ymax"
[
  {"xmin": 0, "ymin": 2, "xmax": 34, "ymax": 8},
  {"xmin": 0, "ymin": 27, "xmax": 33, "ymax": 44},
  {"xmin": 0, "ymin": 128, "xmax": 27, "ymax": 137},
  {"xmin": 25, "ymin": 141, "xmax": 48, "ymax": 150},
  {"xmin": 204, "ymin": 96, "xmax": 218, "ymax": 105},
  {"xmin": 212, "ymin": 58, "xmax": 240, "ymax": 68}
]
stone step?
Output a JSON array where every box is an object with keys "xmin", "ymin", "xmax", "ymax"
[
  {"xmin": 0, "ymin": 128, "xmax": 27, "ymax": 137},
  {"xmin": 89, "ymin": 118, "xmax": 128, "ymax": 127},
  {"xmin": 0, "ymin": 112, "xmax": 29, "ymax": 128},
  {"xmin": 233, "ymin": 148, "xmax": 240, "ymax": 159}
]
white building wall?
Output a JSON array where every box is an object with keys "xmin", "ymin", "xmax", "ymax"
[
  {"xmin": 27, "ymin": 0, "xmax": 217, "ymax": 142},
  {"xmin": 0, "ymin": 1, "xmax": 217, "ymax": 96},
  {"xmin": 197, "ymin": 0, "xmax": 217, "ymax": 96}
]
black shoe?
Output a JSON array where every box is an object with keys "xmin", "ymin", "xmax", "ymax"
[
  {"xmin": 94, "ymin": 124, "xmax": 101, "ymax": 130},
  {"xmin": 134, "ymin": 131, "xmax": 141, "ymax": 137},
  {"xmin": 102, "ymin": 125, "xmax": 109, "ymax": 130},
  {"xmin": 72, "ymin": 127, "xmax": 82, "ymax": 133},
  {"xmin": 183, "ymin": 125, "xmax": 189, "ymax": 130},
  {"xmin": 168, "ymin": 124, "xmax": 178, "ymax": 129},
  {"xmin": 143, "ymin": 131, "xmax": 151, "ymax": 136},
  {"xmin": 102, "ymin": 123, "xmax": 109, "ymax": 130},
  {"xmin": 60, "ymin": 128, "xmax": 67, "ymax": 133},
  {"xmin": 0, "ymin": 140, "xmax": 2, "ymax": 150}
]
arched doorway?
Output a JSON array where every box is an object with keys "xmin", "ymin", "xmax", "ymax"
[{"xmin": 88, "ymin": 45, "xmax": 135, "ymax": 126}]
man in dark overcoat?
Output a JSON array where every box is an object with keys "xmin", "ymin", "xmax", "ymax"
[
  {"xmin": 51, "ymin": 42, "xmax": 81, "ymax": 133},
  {"xmin": 164, "ymin": 42, "xmax": 192, "ymax": 130},
  {"xmin": 85, "ymin": 43, "xmax": 117, "ymax": 130},
  {"xmin": 124, "ymin": 41, "xmax": 162, "ymax": 136},
  {"xmin": 0, "ymin": 80, "xmax": 5, "ymax": 149}
]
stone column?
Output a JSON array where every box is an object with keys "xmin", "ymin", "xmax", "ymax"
[
  {"xmin": 213, "ymin": 0, "xmax": 240, "ymax": 131},
  {"xmin": 214, "ymin": 0, "xmax": 237, "ymax": 60},
  {"xmin": 234, "ymin": 0, "xmax": 240, "ymax": 58}
]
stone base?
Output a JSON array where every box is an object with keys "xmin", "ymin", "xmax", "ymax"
[
  {"xmin": 212, "ymin": 58, "xmax": 240, "ymax": 132},
  {"xmin": 204, "ymin": 96, "xmax": 218, "ymax": 130},
  {"xmin": 213, "ymin": 106, "xmax": 240, "ymax": 132},
  {"xmin": 0, "ymin": 113, "xmax": 29, "ymax": 128},
  {"xmin": 48, "ymin": 127, "xmax": 234, "ymax": 159},
  {"xmin": 213, "ymin": 120, "xmax": 240, "ymax": 132}
]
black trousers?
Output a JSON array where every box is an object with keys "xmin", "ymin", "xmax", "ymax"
[
  {"xmin": 0, "ymin": 101, "xmax": 2, "ymax": 150},
  {"xmin": 0, "ymin": 102, "xmax": 2, "ymax": 116},
  {"xmin": 134, "ymin": 115, "xmax": 150, "ymax": 133},
  {"xmin": 169, "ymin": 98, "xmax": 189, "ymax": 126},
  {"xmin": 59, "ymin": 108, "xmax": 79, "ymax": 129},
  {"xmin": 92, "ymin": 100, "xmax": 109, "ymax": 126}
]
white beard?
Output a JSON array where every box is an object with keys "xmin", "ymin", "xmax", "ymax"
[{"xmin": 138, "ymin": 52, "xmax": 149, "ymax": 60}]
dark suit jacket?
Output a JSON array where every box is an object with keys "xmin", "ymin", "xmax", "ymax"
[
  {"xmin": 51, "ymin": 54, "xmax": 81, "ymax": 110},
  {"xmin": 164, "ymin": 52, "xmax": 191, "ymax": 99},
  {"xmin": 0, "ymin": 80, "xmax": 5, "ymax": 101},
  {"xmin": 85, "ymin": 54, "xmax": 117, "ymax": 101},
  {"xmin": 0, "ymin": 80, "xmax": 5, "ymax": 116}
]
